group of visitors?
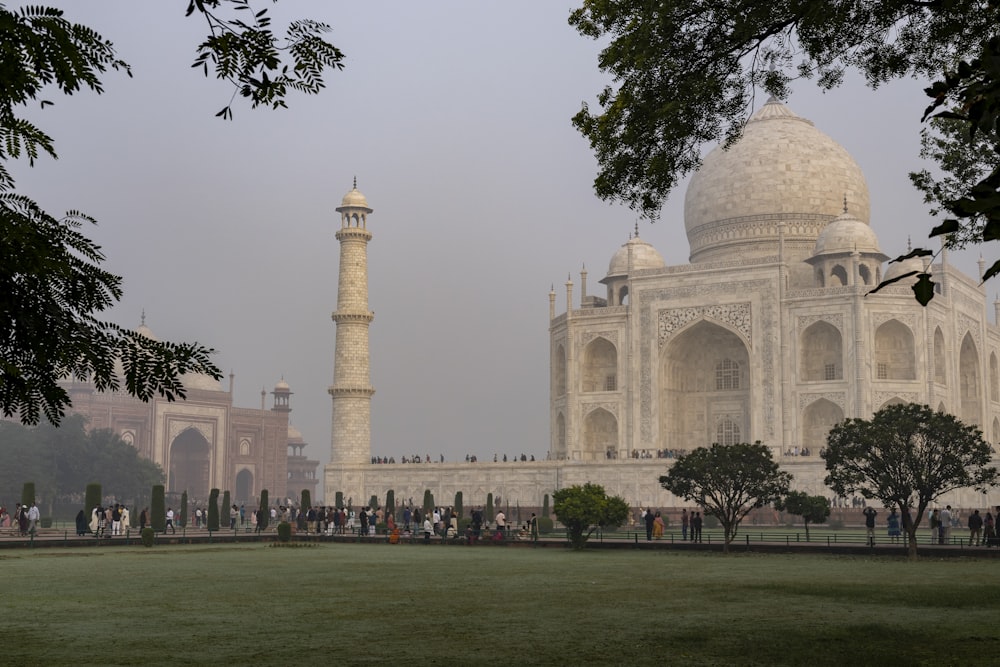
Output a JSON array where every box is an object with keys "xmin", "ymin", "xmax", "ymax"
[
  {"xmin": 0, "ymin": 502, "xmax": 40, "ymax": 536},
  {"xmin": 679, "ymin": 509, "xmax": 704, "ymax": 542},
  {"xmin": 862, "ymin": 504, "xmax": 999, "ymax": 546}
]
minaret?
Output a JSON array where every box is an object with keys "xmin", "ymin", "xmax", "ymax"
[{"xmin": 329, "ymin": 179, "xmax": 375, "ymax": 465}]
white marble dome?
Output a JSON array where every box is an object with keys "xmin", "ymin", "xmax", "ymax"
[
  {"xmin": 340, "ymin": 186, "xmax": 369, "ymax": 209},
  {"xmin": 607, "ymin": 236, "xmax": 666, "ymax": 277},
  {"xmin": 883, "ymin": 255, "xmax": 926, "ymax": 283},
  {"xmin": 813, "ymin": 212, "xmax": 882, "ymax": 256},
  {"xmin": 182, "ymin": 371, "xmax": 222, "ymax": 392},
  {"xmin": 684, "ymin": 98, "xmax": 870, "ymax": 263}
]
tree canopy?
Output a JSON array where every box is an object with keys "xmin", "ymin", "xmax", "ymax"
[
  {"xmin": 776, "ymin": 491, "xmax": 830, "ymax": 542},
  {"xmin": 570, "ymin": 1, "xmax": 1000, "ymax": 302},
  {"xmin": 1, "ymin": 2, "xmax": 344, "ymax": 425},
  {"xmin": 0, "ymin": 415, "xmax": 164, "ymax": 511},
  {"xmin": 824, "ymin": 403, "xmax": 998, "ymax": 558},
  {"xmin": 552, "ymin": 482, "xmax": 630, "ymax": 550},
  {"xmin": 660, "ymin": 442, "xmax": 792, "ymax": 552}
]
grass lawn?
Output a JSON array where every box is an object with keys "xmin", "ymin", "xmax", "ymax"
[{"xmin": 3, "ymin": 542, "xmax": 998, "ymax": 666}]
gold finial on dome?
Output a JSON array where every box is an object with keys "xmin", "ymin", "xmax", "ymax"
[
  {"xmin": 634, "ymin": 221, "xmax": 640, "ymax": 238},
  {"xmin": 843, "ymin": 194, "xmax": 847, "ymax": 214}
]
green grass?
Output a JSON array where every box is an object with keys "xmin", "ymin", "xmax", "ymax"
[{"xmin": 3, "ymin": 543, "xmax": 998, "ymax": 666}]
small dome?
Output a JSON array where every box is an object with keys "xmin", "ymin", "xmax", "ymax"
[
  {"xmin": 275, "ymin": 378, "xmax": 290, "ymax": 392},
  {"xmin": 341, "ymin": 187, "xmax": 368, "ymax": 208},
  {"xmin": 883, "ymin": 256, "xmax": 926, "ymax": 283},
  {"xmin": 812, "ymin": 212, "xmax": 883, "ymax": 256},
  {"xmin": 606, "ymin": 237, "xmax": 666, "ymax": 278},
  {"xmin": 135, "ymin": 324, "xmax": 157, "ymax": 341},
  {"xmin": 287, "ymin": 424, "xmax": 303, "ymax": 441},
  {"xmin": 182, "ymin": 372, "xmax": 222, "ymax": 392}
]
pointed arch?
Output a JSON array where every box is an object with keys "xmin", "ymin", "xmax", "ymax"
[
  {"xmin": 801, "ymin": 321, "xmax": 843, "ymax": 381},
  {"xmin": 830, "ymin": 265, "xmax": 848, "ymax": 286},
  {"xmin": 874, "ymin": 319, "xmax": 916, "ymax": 380},
  {"xmin": 993, "ymin": 417, "xmax": 1000, "ymax": 445},
  {"xmin": 802, "ymin": 399, "xmax": 844, "ymax": 452},
  {"xmin": 555, "ymin": 344, "xmax": 567, "ymax": 396},
  {"xmin": 879, "ymin": 396, "xmax": 908, "ymax": 411},
  {"xmin": 660, "ymin": 320, "xmax": 751, "ymax": 452},
  {"xmin": 168, "ymin": 427, "xmax": 211, "ymax": 498},
  {"xmin": 937, "ymin": 401, "xmax": 947, "ymax": 414},
  {"xmin": 858, "ymin": 264, "xmax": 872, "ymax": 285},
  {"xmin": 555, "ymin": 412, "xmax": 566, "ymax": 459},
  {"xmin": 960, "ymin": 332, "xmax": 982, "ymax": 426},
  {"xmin": 990, "ymin": 353, "xmax": 998, "ymax": 402},
  {"xmin": 582, "ymin": 408, "xmax": 617, "ymax": 462},
  {"xmin": 582, "ymin": 337, "xmax": 617, "ymax": 392},
  {"xmin": 235, "ymin": 468, "xmax": 254, "ymax": 504},
  {"xmin": 714, "ymin": 417, "xmax": 741, "ymax": 445},
  {"xmin": 934, "ymin": 327, "xmax": 946, "ymax": 384}
]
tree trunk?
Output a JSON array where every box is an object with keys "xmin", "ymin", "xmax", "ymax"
[{"xmin": 907, "ymin": 527, "xmax": 919, "ymax": 560}]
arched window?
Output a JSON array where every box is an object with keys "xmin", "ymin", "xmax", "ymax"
[
  {"xmin": 990, "ymin": 353, "xmax": 998, "ymax": 402},
  {"xmin": 858, "ymin": 264, "xmax": 872, "ymax": 285},
  {"xmin": 715, "ymin": 359, "xmax": 740, "ymax": 390},
  {"xmin": 582, "ymin": 337, "xmax": 617, "ymax": 393},
  {"xmin": 555, "ymin": 345, "xmax": 567, "ymax": 396},
  {"xmin": 830, "ymin": 265, "xmax": 848, "ymax": 286},
  {"xmin": 934, "ymin": 327, "xmax": 946, "ymax": 384},
  {"xmin": 874, "ymin": 319, "xmax": 916, "ymax": 380},
  {"xmin": 801, "ymin": 321, "xmax": 843, "ymax": 381}
]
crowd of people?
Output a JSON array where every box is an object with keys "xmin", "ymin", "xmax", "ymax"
[
  {"xmin": 862, "ymin": 504, "xmax": 999, "ymax": 546},
  {"xmin": 0, "ymin": 502, "xmax": 40, "ymax": 536}
]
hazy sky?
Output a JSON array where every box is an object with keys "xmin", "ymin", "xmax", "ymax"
[{"xmin": 14, "ymin": 2, "xmax": 988, "ymax": 468}]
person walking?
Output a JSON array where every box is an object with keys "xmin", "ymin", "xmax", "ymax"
[
  {"xmin": 681, "ymin": 509, "xmax": 689, "ymax": 541},
  {"xmin": 165, "ymin": 507, "xmax": 176, "ymax": 534}
]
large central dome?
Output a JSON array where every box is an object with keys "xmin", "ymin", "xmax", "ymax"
[{"xmin": 683, "ymin": 98, "xmax": 870, "ymax": 264}]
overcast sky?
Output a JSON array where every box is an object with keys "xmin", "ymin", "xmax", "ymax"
[{"xmin": 14, "ymin": 2, "xmax": 990, "ymax": 468}]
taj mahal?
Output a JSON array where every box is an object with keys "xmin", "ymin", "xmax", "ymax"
[{"xmin": 325, "ymin": 98, "xmax": 1000, "ymax": 510}]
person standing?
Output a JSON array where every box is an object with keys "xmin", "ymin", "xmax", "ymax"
[
  {"xmin": 681, "ymin": 509, "xmax": 689, "ymax": 541},
  {"xmin": 111, "ymin": 504, "xmax": 122, "ymax": 536},
  {"xmin": 653, "ymin": 512, "xmax": 665, "ymax": 540},
  {"xmin": 968, "ymin": 509, "xmax": 984, "ymax": 546},
  {"xmin": 423, "ymin": 515, "xmax": 433, "ymax": 543},
  {"xmin": 692, "ymin": 512, "xmax": 703, "ymax": 543},
  {"xmin": 863, "ymin": 507, "xmax": 877, "ymax": 546},
  {"xmin": 929, "ymin": 509, "xmax": 940, "ymax": 544},
  {"xmin": 139, "ymin": 507, "xmax": 148, "ymax": 531},
  {"xmin": 644, "ymin": 508, "xmax": 655, "ymax": 541},
  {"xmin": 26, "ymin": 501, "xmax": 40, "ymax": 535},
  {"xmin": 495, "ymin": 509, "xmax": 506, "ymax": 535},
  {"xmin": 528, "ymin": 513, "xmax": 539, "ymax": 542},
  {"xmin": 120, "ymin": 505, "xmax": 130, "ymax": 534},
  {"xmin": 886, "ymin": 509, "xmax": 901, "ymax": 544},
  {"xmin": 165, "ymin": 507, "xmax": 176, "ymax": 534},
  {"xmin": 939, "ymin": 505, "xmax": 952, "ymax": 544}
]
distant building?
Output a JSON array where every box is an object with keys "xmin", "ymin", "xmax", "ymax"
[{"xmin": 64, "ymin": 320, "xmax": 319, "ymax": 504}]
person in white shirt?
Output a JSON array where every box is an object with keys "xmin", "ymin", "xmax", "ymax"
[
  {"xmin": 495, "ymin": 510, "xmax": 506, "ymax": 534},
  {"xmin": 166, "ymin": 507, "xmax": 176, "ymax": 534}
]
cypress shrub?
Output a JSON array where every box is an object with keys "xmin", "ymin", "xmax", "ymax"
[
  {"xmin": 222, "ymin": 490, "xmax": 231, "ymax": 528},
  {"xmin": 422, "ymin": 489, "xmax": 434, "ymax": 517},
  {"xmin": 259, "ymin": 490, "xmax": 269, "ymax": 531},
  {"xmin": 208, "ymin": 488, "xmax": 220, "ymax": 531},
  {"xmin": 369, "ymin": 494, "xmax": 378, "ymax": 512},
  {"xmin": 335, "ymin": 491, "xmax": 344, "ymax": 508},
  {"xmin": 486, "ymin": 493, "xmax": 494, "ymax": 522},
  {"xmin": 385, "ymin": 490, "xmax": 395, "ymax": 522},
  {"xmin": 277, "ymin": 521, "xmax": 292, "ymax": 542},
  {"xmin": 85, "ymin": 483, "xmax": 102, "ymax": 515},
  {"xmin": 301, "ymin": 489, "xmax": 311, "ymax": 514},
  {"xmin": 299, "ymin": 489, "xmax": 311, "ymax": 530},
  {"xmin": 454, "ymin": 491, "xmax": 463, "ymax": 519},
  {"xmin": 542, "ymin": 493, "xmax": 550, "ymax": 519},
  {"xmin": 141, "ymin": 527, "xmax": 155, "ymax": 547},
  {"xmin": 151, "ymin": 485, "xmax": 166, "ymax": 532},
  {"xmin": 539, "ymin": 494, "xmax": 554, "ymax": 532},
  {"xmin": 180, "ymin": 491, "xmax": 188, "ymax": 528},
  {"xmin": 21, "ymin": 482, "xmax": 35, "ymax": 506}
]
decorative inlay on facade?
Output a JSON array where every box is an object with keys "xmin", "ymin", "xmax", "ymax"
[
  {"xmin": 958, "ymin": 313, "xmax": 982, "ymax": 351},
  {"xmin": 168, "ymin": 419, "xmax": 214, "ymax": 444},
  {"xmin": 872, "ymin": 312, "xmax": 918, "ymax": 331},
  {"xmin": 872, "ymin": 391, "xmax": 919, "ymax": 408},
  {"xmin": 797, "ymin": 314, "xmax": 843, "ymax": 332},
  {"xmin": 798, "ymin": 392, "xmax": 846, "ymax": 411},
  {"xmin": 688, "ymin": 214, "xmax": 831, "ymax": 252},
  {"xmin": 581, "ymin": 330, "xmax": 618, "ymax": 346},
  {"xmin": 658, "ymin": 302, "xmax": 752, "ymax": 348},
  {"xmin": 581, "ymin": 402, "xmax": 619, "ymax": 419}
]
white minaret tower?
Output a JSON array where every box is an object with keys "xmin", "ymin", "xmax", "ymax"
[{"xmin": 329, "ymin": 179, "xmax": 375, "ymax": 466}]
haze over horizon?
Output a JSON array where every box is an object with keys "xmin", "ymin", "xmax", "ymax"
[{"xmin": 13, "ymin": 2, "xmax": 988, "ymax": 475}]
